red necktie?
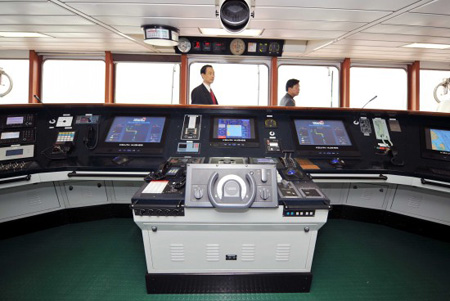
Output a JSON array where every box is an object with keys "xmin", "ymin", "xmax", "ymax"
[{"xmin": 210, "ymin": 89, "xmax": 217, "ymax": 105}]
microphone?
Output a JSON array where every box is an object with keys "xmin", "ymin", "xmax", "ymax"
[
  {"xmin": 33, "ymin": 94, "xmax": 42, "ymax": 103},
  {"xmin": 361, "ymin": 95, "xmax": 377, "ymax": 109},
  {"xmin": 354, "ymin": 95, "xmax": 377, "ymax": 125}
]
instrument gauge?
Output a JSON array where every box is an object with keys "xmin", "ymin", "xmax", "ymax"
[
  {"xmin": 230, "ymin": 38, "xmax": 246, "ymax": 55},
  {"xmin": 177, "ymin": 37, "xmax": 191, "ymax": 53},
  {"xmin": 269, "ymin": 42, "xmax": 280, "ymax": 54}
]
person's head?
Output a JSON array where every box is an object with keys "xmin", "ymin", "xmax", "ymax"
[
  {"xmin": 286, "ymin": 79, "xmax": 300, "ymax": 97},
  {"xmin": 201, "ymin": 65, "xmax": 215, "ymax": 85}
]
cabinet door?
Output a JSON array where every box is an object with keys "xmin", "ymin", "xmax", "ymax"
[
  {"xmin": 0, "ymin": 183, "xmax": 61, "ymax": 221},
  {"xmin": 112, "ymin": 181, "xmax": 143, "ymax": 203},
  {"xmin": 346, "ymin": 183, "xmax": 389, "ymax": 209},
  {"xmin": 63, "ymin": 181, "xmax": 107, "ymax": 208},
  {"xmin": 317, "ymin": 183, "xmax": 349, "ymax": 205},
  {"xmin": 391, "ymin": 186, "xmax": 450, "ymax": 225}
]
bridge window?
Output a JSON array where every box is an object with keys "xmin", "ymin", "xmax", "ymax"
[
  {"xmin": 115, "ymin": 62, "xmax": 180, "ymax": 104},
  {"xmin": 420, "ymin": 69, "xmax": 450, "ymax": 112},
  {"xmin": 42, "ymin": 59, "xmax": 105, "ymax": 103},
  {"xmin": 350, "ymin": 67, "xmax": 407, "ymax": 110},
  {"xmin": 278, "ymin": 65, "xmax": 339, "ymax": 107},
  {"xmin": 0, "ymin": 59, "xmax": 29, "ymax": 105},
  {"xmin": 189, "ymin": 62, "xmax": 269, "ymax": 106}
]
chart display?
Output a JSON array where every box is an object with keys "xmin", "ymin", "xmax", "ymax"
[
  {"xmin": 105, "ymin": 117, "xmax": 166, "ymax": 143},
  {"xmin": 294, "ymin": 120, "xmax": 352, "ymax": 146}
]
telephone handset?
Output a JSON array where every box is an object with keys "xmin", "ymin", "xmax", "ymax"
[{"xmin": 207, "ymin": 172, "xmax": 257, "ymax": 208}]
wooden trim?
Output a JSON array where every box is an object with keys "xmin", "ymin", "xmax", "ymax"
[
  {"xmin": 408, "ymin": 61, "xmax": 420, "ymax": 111},
  {"xmin": 105, "ymin": 51, "xmax": 114, "ymax": 104},
  {"xmin": 180, "ymin": 54, "xmax": 188, "ymax": 105},
  {"xmin": 340, "ymin": 58, "xmax": 350, "ymax": 108},
  {"xmin": 270, "ymin": 57, "xmax": 278, "ymax": 106},
  {"xmin": 28, "ymin": 50, "xmax": 42, "ymax": 103}
]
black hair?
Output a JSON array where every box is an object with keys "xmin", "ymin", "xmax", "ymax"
[
  {"xmin": 286, "ymin": 79, "xmax": 300, "ymax": 92},
  {"xmin": 200, "ymin": 65, "xmax": 213, "ymax": 75}
]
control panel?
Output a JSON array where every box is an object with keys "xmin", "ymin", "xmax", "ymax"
[{"xmin": 185, "ymin": 164, "xmax": 278, "ymax": 208}]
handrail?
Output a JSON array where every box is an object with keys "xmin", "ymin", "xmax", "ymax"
[
  {"xmin": 67, "ymin": 171, "xmax": 147, "ymax": 178},
  {"xmin": 0, "ymin": 174, "xmax": 31, "ymax": 185},
  {"xmin": 310, "ymin": 174, "xmax": 388, "ymax": 181},
  {"xmin": 421, "ymin": 178, "xmax": 450, "ymax": 190}
]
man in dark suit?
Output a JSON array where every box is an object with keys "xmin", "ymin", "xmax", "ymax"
[{"xmin": 191, "ymin": 65, "xmax": 219, "ymax": 105}]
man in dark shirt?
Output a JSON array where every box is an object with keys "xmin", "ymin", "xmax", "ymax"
[
  {"xmin": 191, "ymin": 65, "xmax": 218, "ymax": 105},
  {"xmin": 279, "ymin": 79, "xmax": 300, "ymax": 106}
]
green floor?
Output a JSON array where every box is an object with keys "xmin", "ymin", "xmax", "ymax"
[{"xmin": 1, "ymin": 218, "xmax": 450, "ymax": 301}]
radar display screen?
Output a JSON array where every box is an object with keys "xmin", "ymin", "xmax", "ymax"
[
  {"xmin": 294, "ymin": 119, "xmax": 352, "ymax": 146},
  {"xmin": 105, "ymin": 116, "xmax": 166, "ymax": 143},
  {"xmin": 216, "ymin": 118, "xmax": 253, "ymax": 139}
]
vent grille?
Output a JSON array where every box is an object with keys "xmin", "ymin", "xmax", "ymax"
[
  {"xmin": 27, "ymin": 193, "xmax": 43, "ymax": 207},
  {"xmin": 241, "ymin": 244, "xmax": 255, "ymax": 262},
  {"xmin": 170, "ymin": 244, "xmax": 185, "ymax": 262},
  {"xmin": 206, "ymin": 244, "xmax": 220, "ymax": 262},
  {"xmin": 276, "ymin": 244, "xmax": 291, "ymax": 261}
]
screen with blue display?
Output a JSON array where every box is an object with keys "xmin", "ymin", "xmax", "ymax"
[
  {"xmin": 105, "ymin": 116, "xmax": 166, "ymax": 143},
  {"xmin": 294, "ymin": 119, "xmax": 352, "ymax": 146},
  {"xmin": 216, "ymin": 118, "xmax": 253, "ymax": 139}
]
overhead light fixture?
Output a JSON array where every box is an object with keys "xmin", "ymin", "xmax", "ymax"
[
  {"xmin": 199, "ymin": 28, "xmax": 263, "ymax": 37},
  {"xmin": 0, "ymin": 32, "xmax": 50, "ymax": 38},
  {"xmin": 142, "ymin": 25, "xmax": 179, "ymax": 46},
  {"xmin": 402, "ymin": 43, "xmax": 450, "ymax": 49}
]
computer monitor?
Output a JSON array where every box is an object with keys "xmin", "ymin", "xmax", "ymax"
[
  {"xmin": 97, "ymin": 116, "xmax": 168, "ymax": 155},
  {"xmin": 293, "ymin": 119, "xmax": 359, "ymax": 157},
  {"xmin": 422, "ymin": 127, "xmax": 450, "ymax": 162},
  {"xmin": 210, "ymin": 116, "xmax": 259, "ymax": 147}
]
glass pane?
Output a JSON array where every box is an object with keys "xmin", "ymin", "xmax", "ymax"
[
  {"xmin": 350, "ymin": 67, "xmax": 407, "ymax": 110},
  {"xmin": 115, "ymin": 62, "xmax": 180, "ymax": 104},
  {"xmin": 42, "ymin": 60, "xmax": 105, "ymax": 103},
  {"xmin": 189, "ymin": 63, "xmax": 268, "ymax": 106},
  {"xmin": 278, "ymin": 65, "xmax": 339, "ymax": 107},
  {"xmin": 0, "ymin": 59, "xmax": 29, "ymax": 105},
  {"xmin": 420, "ymin": 70, "xmax": 450, "ymax": 112}
]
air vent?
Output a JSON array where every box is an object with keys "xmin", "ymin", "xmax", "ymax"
[
  {"xmin": 170, "ymin": 244, "xmax": 185, "ymax": 262},
  {"xmin": 206, "ymin": 244, "xmax": 220, "ymax": 262},
  {"xmin": 241, "ymin": 244, "xmax": 255, "ymax": 261},
  {"xmin": 276, "ymin": 244, "xmax": 291, "ymax": 261}
]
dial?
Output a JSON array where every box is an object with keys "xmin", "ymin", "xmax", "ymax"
[
  {"xmin": 269, "ymin": 42, "xmax": 280, "ymax": 54},
  {"xmin": 230, "ymin": 38, "xmax": 246, "ymax": 55},
  {"xmin": 177, "ymin": 37, "xmax": 191, "ymax": 53}
]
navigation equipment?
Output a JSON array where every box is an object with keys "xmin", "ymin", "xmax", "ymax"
[
  {"xmin": 210, "ymin": 116, "xmax": 259, "ymax": 147},
  {"xmin": 422, "ymin": 127, "xmax": 450, "ymax": 162},
  {"xmin": 293, "ymin": 119, "xmax": 359, "ymax": 157},
  {"xmin": 98, "ymin": 116, "xmax": 167, "ymax": 155}
]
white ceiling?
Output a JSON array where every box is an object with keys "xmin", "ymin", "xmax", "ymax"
[{"xmin": 1, "ymin": 0, "xmax": 450, "ymax": 63}]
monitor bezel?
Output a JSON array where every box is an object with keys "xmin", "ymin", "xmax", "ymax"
[
  {"xmin": 97, "ymin": 115, "xmax": 169, "ymax": 155},
  {"xmin": 291, "ymin": 118, "xmax": 360, "ymax": 157},
  {"xmin": 209, "ymin": 116, "xmax": 259, "ymax": 144},
  {"xmin": 421, "ymin": 126, "xmax": 450, "ymax": 162}
]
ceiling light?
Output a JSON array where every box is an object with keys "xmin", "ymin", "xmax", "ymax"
[
  {"xmin": 142, "ymin": 25, "xmax": 179, "ymax": 47},
  {"xmin": 0, "ymin": 32, "xmax": 50, "ymax": 38},
  {"xmin": 402, "ymin": 43, "xmax": 450, "ymax": 49},
  {"xmin": 199, "ymin": 28, "xmax": 263, "ymax": 37}
]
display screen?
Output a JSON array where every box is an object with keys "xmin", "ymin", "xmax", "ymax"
[
  {"xmin": 1, "ymin": 131, "xmax": 20, "ymax": 140},
  {"xmin": 105, "ymin": 116, "xmax": 166, "ymax": 143},
  {"xmin": 294, "ymin": 119, "xmax": 352, "ymax": 146},
  {"xmin": 76, "ymin": 115, "xmax": 99, "ymax": 124},
  {"xmin": 6, "ymin": 149, "xmax": 23, "ymax": 156},
  {"xmin": 212, "ymin": 118, "xmax": 256, "ymax": 140},
  {"xmin": 425, "ymin": 128, "xmax": 450, "ymax": 154},
  {"xmin": 6, "ymin": 116, "xmax": 24, "ymax": 125}
]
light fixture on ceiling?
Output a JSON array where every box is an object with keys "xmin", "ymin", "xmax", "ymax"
[
  {"xmin": 142, "ymin": 25, "xmax": 180, "ymax": 46},
  {"xmin": 199, "ymin": 28, "xmax": 263, "ymax": 37},
  {"xmin": 402, "ymin": 43, "xmax": 450, "ymax": 49},
  {"xmin": 216, "ymin": 0, "xmax": 255, "ymax": 33},
  {"xmin": 0, "ymin": 32, "xmax": 50, "ymax": 38}
]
